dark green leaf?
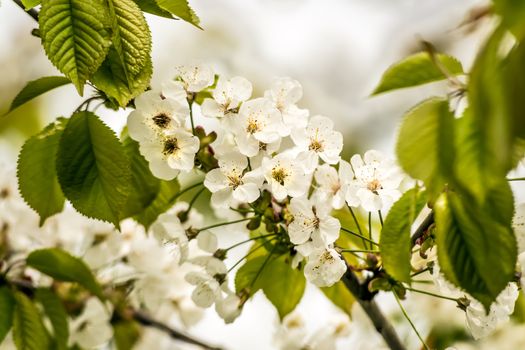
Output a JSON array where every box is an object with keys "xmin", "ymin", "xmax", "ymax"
[
  {"xmin": 39, "ymin": 0, "xmax": 112, "ymax": 94},
  {"xmin": 27, "ymin": 248, "xmax": 104, "ymax": 300},
  {"xmin": 157, "ymin": 0, "xmax": 201, "ymax": 28},
  {"xmin": 12, "ymin": 291, "xmax": 50, "ymax": 350},
  {"xmin": 320, "ymin": 281, "xmax": 355, "ymax": 316},
  {"xmin": 0, "ymin": 286, "xmax": 15, "ymax": 344},
  {"xmin": 17, "ymin": 118, "xmax": 67, "ymax": 225},
  {"xmin": 133, "ymin": 178, "xmax": 180, "ymax": 229},
  {"xmin": 493, "ymin": 0, "xmax": 525, "ymax": 39},
  {"xmin": 6, "ymin": 76, "xmax": 71, "ymax": 115},
  {"xmin": 56, "ymin": 111, "xmax": 131, "ymax": 226},
  {"xmin": 35, "ymin": 289, "xmax": 68, "ymax": 350},
  {"xmin": 134, "ymin": 0, "xmax": 173, "ymax": 18},
  {"xmin": 372, "ymin": 52, "xmax": 463, "ymax": 95},
  {"xmin": 380, "ymin": 187, "xmax": 427, "ymax": 282}
]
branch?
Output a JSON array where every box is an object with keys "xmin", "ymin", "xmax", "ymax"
[
  {"xmin": 341, "ymin": 265, "xmax": 407, "ymax": 350},
  {"xmin": 410, "ymin": 211, "xmax": 434, "ymax": 247},
  {"xmin": 12, "ymin": 0, "xmax": 39, "ymax": 22}
]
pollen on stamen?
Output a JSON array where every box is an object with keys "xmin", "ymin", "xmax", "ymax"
[
  {"xmin": 162, "ymin": 137, "xmax": 179, "ymax": 155},
  {"xmin": 271, "ymin": 167, "xmax": 289, "ymax": 185},
  {"xmin": 152, "ymin": 113, "xmax": 171, "ymax": 129}
]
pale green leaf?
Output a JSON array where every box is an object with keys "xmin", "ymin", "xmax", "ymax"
[
  {"xmin": 372, "ymin": 52, "xmax": 463, "ymax": 95},
  {"xmin": 157, "ymin": 0, "xmax": 201, "ymax": 28},
  {"xmin": 134, "ymin": 0, "xmax": 173, "ymax": 18},
  {"xmin": 493, "ymin": 0, "xmax": 525, "ymax": 39},
  {"xmin": 113, "ymin": 320, "xmax": 141, "ymax": 350},
  {"xmin": 12, "ymin": 291, "xmax": 50, "ymax": 350},
  {"xmin": 17, "ymin": 118, "xmax": 67, "ymax": 225},
  {"xmin": 133, "ymin": 178, "xmax": 180, "ymax": 229},
  {"xmin": 39, "ymin": 0, "xmax": 112, "ymax": 94},
  {"xmin": 320, "ymin": 281, "xmax": 355, "ymax": 316},
  {"xmin": 27, "ymin": 248, "xmax": 105, "ymax": 300},
  {"xmin": 21, "ymin": 0, "xmax": 40, "ymax": 9},
  {"xmin": 235, "ymin": 254, "xmax": 278, "ymax": 296},
  {"xmin": 56, "ymin": 111, "xmax": 131, "ymax": 226},
  {"xmin": 0, "ymin": 287, "xmax": 15, "ymax": 344},
  {"xmin": 35, "ymin": 289, "xmax": 68, "ymax": 350},
  {"xmin": 380, "ymin": 187, "xmax": 427, "ymax": 282},
  {"xmin": 6, "ymin": 76, "xmax": 71, "ymax": 115}
]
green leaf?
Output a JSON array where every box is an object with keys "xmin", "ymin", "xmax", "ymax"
[
  {"xmin": 372, "ymin": 52, "xmax": 463, "ymax": 95},
  {"xmin": 17, "ymin": 118, "xmax": 67, "ymax": 225},
  {"xmin": 12, "ymin": 291, "xmax": 50, "ymax": 350},
  {"xmin": 35, "ymin": 289, "xmax": 68, "ymax": 350},
  {"xmin": 91, "ymin": 0, "xmax": 152, "ymax": 107},
  {"xmin": 380, "ymin": 187, "xmax": 427, "ymax": 282},
  {"xmin": 0, "ymin": 286, "xmax": 15, "ymax": 344},
  {"xmin": 27, "ymin": 248, "xmax": 105, "ymax": 300},
  {"xmin": 157, "ymin": 0, "xmax": 201, "ymax": 28},
  {"xmin": 434, "ymin": 190, "xmax": 517, "ymax": 311},
  {"xmin": 113, "ymin": 320, "xmax": 141, "ymax": 350},
  {"xmin": 39, "ymin": 0, "xmax": 112, "ymax": 94},
  {"xmin": 21, "ymin": 0, "xmax": 41, "ymax": 9},
  {"xmin": 134, "ymin": 0, "xmax": 173, "ymax": 19},
  {"xmin": 493, "ymin": 0, "xmax": 525, "ymax": 39},
  {"xmin": 320, "ymin": 281, "xmax": 355, "ymax": 316},
  {"xmin": 6, "ymin": 76, "xmax": 71, "ymax": 115},
  {"xmin": 56, "ymin": 111, "xmax": 131, "ymax": 226},
  {"xmin": 133, "ymin": 178, "xmax": 180, "ymax": 229},
  {"xmin": 120, "ymin": 133, "xmax": 160, "ymax": 218},
  {"xmin": 396, "ymin": 98, "xmax": 455, "ymax": 199}
]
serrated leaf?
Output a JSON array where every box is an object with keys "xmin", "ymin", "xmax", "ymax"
[
  {"xmin": 0, "ymin": 286, "xmax": 15, "ymax": 344},
  {"xmin": 134, "ymin": 0, "xmax": 173, "ymax": 18},
  {"xmin": 35, "ymin": 289, "xmax": 68, "ymax": 350},
  {"xmin": 120, "ymin": 133, "xmax": 160, "ymax": 218},
  {"xmin": 133, "ymin": 178, "xmax": 180, "ymax": 229},
  {"xmin": 435, "ymin": 190, "xmax": 517, "ymax": 311},
  {"xmin": 56, "ymin": 111, "xmax": 131, "ymax": 226},
  {"xmin": 6, "ymin": 76, "xmax": 71, "ymax": 115},
  {"xmin": 27, "ymin": 248, "xmax": 104, "ymax": 300},
  {"xmin": 380, "ymin": 187, "xmax": 427, "ymax": 282},
  {"xmin": 396, "ymin": 98, "xmax": 454, "ymax": 199},
  {"xmin": 157, "ymin": 0, "xmax": 201, "ymax": 28},
  {"xmin": 18, "ymin": 118, "xmax": 67, "ymax": 225},
  {"xmin": 12, "ymin": 291, "xmax": 50, "ymax": 350},
  {"xmin": 320, "ymin": 281, "xmax": 355, "ymax": 316},
  {"xmin": 372, "ymin": 52, "xmax": 463, "ymax": 95},
  {"xmin": 113, "ymin": 320, "xmax": 141, "ymax": 350},
  {"xmin": 39, "ymin": 0, "xmax": 112, "ymax": 94},
  {"xmin": 21, "ymin": 0, "xmax": 41, "ymax": 9}
]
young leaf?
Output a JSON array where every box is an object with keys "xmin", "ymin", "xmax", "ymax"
[
  {"xmin": 434, "ymin": 190, "xmax": 517, "ymax": 311},
  {"xmin": 12, "ymin": 291, "xmax": 50, "ymax": 350},
  {"xmin": 134, "ymin": 0, "xmax": 173, "ymax": 18},
  {"xmin": 120, "ymin": 133, "xmax": 160, "ymax": 218},
  {"xmin": 27, "ymin": 248, "xmax": 105, "ymax": 300},
  {"xmin": 21, "ymin": 0, "xmax": 41, "ymax": 9},
  {"xmin": 372, "ymin": 52, "xmax": 463, "ymax": 95},
  {"xmin": 39, "ymin": 0, "xmax": 112, "ymax": 94},
  {"xmin": 35, "ymin": 289, "xmax": 69, "ymax": 350},
  {"xmin": 396, "ymin": 98, "xmax": 454, "ymax": 199},
  {"xmin": 6, "ymin": 76, "xmax": 71, "ymax": 115},
  {"xmin": 133, "ymin": 178, "xmax": 180, "ymax": 229},
  {"xmin": 0, "ymin": 286, "xmax": 15, "ymax": 344},
  {"xmin": 17, "ymin": 118, "xmax": 67, "ymax": 225},
  {"xmin": 56, "ymin": 111, "xmax": 131, "ymax": 226},
  {"xmin": 157, "ymin": 0, "xmax": 201, "ymax": 28},
  {"xmin": 320, "ymin": 281, "xmax": 355, "ymax": 316},
  {"xmin": 380, "ymin": 187, "xmax": 427, "ymax": 282}
]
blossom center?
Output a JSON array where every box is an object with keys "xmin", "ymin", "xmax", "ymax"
[
  {"xmin": 367, "ymin": 179, "xmax": 382, "ymax": 194},
  {"xmin": 271, "ymin": 167, "xmax": 289, "ymax": 185},
  {"xmin": 152, "ymin": 113, "xmax": 171, "ymax": 129},
  {"xmin": 309, "ymin": 138, "xmax": 324, "ymax": 152},
  {"xmin": 227, "ymin": 173, "xmax": 243, "ymax": 189},
  {"xmin": 162, "ymin": 137, "xmax": 179, "ymax": 155},
  {"xmin": 246, "ymin": 118, "xmax": 261, "ymax": 134}
]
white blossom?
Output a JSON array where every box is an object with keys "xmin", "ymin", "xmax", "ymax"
[
  {"xmin": 185, "ymin": 271, "xmax": 222, "ymax": 308},
  {"xmin": 161, "ymin": 80, "xmax": 188, "ymax": 106},
  {"xmin": 69, "ymin": 298, "xmax": 113, "ymax": 349},
  {"xmin": 314, "ymin": 161, "xmax": 353, "ymax": 209},
  {"xmin": 346, "ymin": 150, "xmax": 403, "ymax": 212},
  {"xmin": 303, "ymin": 248, "xmax": 346, "ymax": 287},
  {"xmin": 215, "ymin": 292, "xmax": 242, "ymax": 323},
  {"xmin": 201, "ymin": 76, "xmax": 252, "ymax": 119},
  {"xmin": 261, "ymin": 153, "xmax": 309, "ymax": 201},
  {"xmin": 150, "ymin": 212, "xmax": 189, "ymax": 261},
  {"xmin": 265, "ymin": 77, "xmax": 309, "ymax": 134},
  {"xmin": 176, "ymin": 63, "xmax": 214, "ymax": 92},
  {"xmin": 204, "ymin": 151, "xmax": 263, "ymax": 207}
]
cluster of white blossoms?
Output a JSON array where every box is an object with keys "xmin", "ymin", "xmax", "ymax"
[{"xmin": 127, "ymin": 63, "xmax": 405, "ymax": 298}]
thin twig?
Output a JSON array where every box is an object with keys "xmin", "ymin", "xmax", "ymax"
[
  {"xmin": 393, "ymin": 290, "xmax": 429, "ymax": 350},
  {"xmin": 13, "ymin": 0, "xmax": 39, "ymax": 22},
  {"xmin": 410, "ymin": 212, "xmax": 434, "ymax": 247}
]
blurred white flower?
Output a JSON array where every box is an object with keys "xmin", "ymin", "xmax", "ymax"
[
  {"xmin": 176, "ymin": 63, "xmax": 214, "ymax": 92},
  {"xmin": 261, "ymin": 153, "xmax": 309, "ymax": 201},
  {"xmin": 201, "ymin": 76, "xmax": 252, "ymax": 119},
  {"xmin": 185, "ymin": 270, "xmax": 223, "ymax": 308},
  {"xmin": 204, "ymin": 151, "xmax": 263, "ymax": 207},
  {"xmin": 513, "ymin": 203, "xmax": 525, "ymax": 253},
  {"xmin": 215, "ymin": 292, "xmax": 242, "ymax": 323},
  {"xmin": 161, "ymin": 80, "xmax": 188, "ymax": 106},
  {"xmin": 273, "ymin": 312, "xmax": 309, "ymax": 350},
  {"xmin": 346, "ymin": 150, "xmax": 403, "ymax": 212},
  {"xmin": 150, "ymin": 212, "xmax": 189, "ymax": 261},
  {"xmin": 304, "ymin": 248, "xmax": 346, "ymax": 287},
  {"xmin": 197, "ymin": 230, "xmax": 218, "ymax": 253},
  {"xmin": 69, "ymin": 298, "xmax": 113, "ymax": 349},
  {"xmin": 314, "ymin": 161, "xmax": 353, "ymax": 209}
]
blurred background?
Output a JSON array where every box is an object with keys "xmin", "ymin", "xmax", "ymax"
[{"xmin": 4, "ymin": 1, "xmax": 524, "ymax": 349}]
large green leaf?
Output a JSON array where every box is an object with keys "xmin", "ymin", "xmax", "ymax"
[
  {"xmin": 92, "ymin": 0, "xmax": 152, "ymax": 107},
  {"xmin": 120, "ymin": 133, "xmax": 160, "ymax": 218},
  {"xmin": 134, "ymin": 178, "xmax": 180, "ymax": 229},
  {"xmin": 396, "ymin": 98, "xmax": 455, "ymax": 199},
  {"xmin": 372, "ymin": 52, "xmax": 463, "ymax": 95},
  {"xmin": 320, "ymin": 281, "xmax": 355, "ymax": 316},
  {"xmin": 493, "ymin": 0, "xmax": 525, "ymax": 39},
  {"xmin": 56, "ymin": 111, "xmax": 131, "ymax": 226},
  {"xmin": 435, "ymin": 190, "xmax": 517, "ymax": 311},
  {"xmin": 12, "ymin": 291, "xmax": 50, "ymax": 350},
  {"xmin": 6, "ymin": 76, "xmax": 71, "ymax": 115},
  {"xmin": 35, "ymin": 289, "xmax": 68, "ymax": 350},
  {"xmin": 18, "ymin": 118, "xmax": 67, "ymax": 225},
  {"xmin": 0, "ymin": 287, "xmax": 15, "ymax": 344},
  {"xmin": 27, "ymin": 248, "xmax": 105, "ymax": 300},
  {"xmin": 157, "ymin": 0, "xmax": 201, "ymax": 28},
  {"xmin": 380, "ymin": 187, "xmax": 427, "ymax": 282},
  {"xmin": 39, "ymin": 0, "xmax": 112, "ymax": 94}
]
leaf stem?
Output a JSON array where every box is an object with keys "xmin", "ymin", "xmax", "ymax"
[
  {"xmin": 340, "ymin": 227, "xmax": 379, "ymax": 246},
  {"xmin": 185, "ymin": 186, "xmax": 205, "ymax": 213},
  {"xmin": 340, "ymin": 249, "xmax": 380, "ymax": 254},
  {"xmin": 224, "ymin": 234, "xmax": 277, "ymax": 252},
  {"xmin": 188, "ymin": 98, "xmax": 195, "ymax": 134},
  {"xmin": 248, "ymin": 244, "xmax": 277, "ymax": 289},
  {"xmin": 405, "ymin": 287, "xmax": 458, "ymax": 302},
  {"xmin": 410, "ymin": 267, "xmax": 430, "ymax": 278},
  {"xmin": 227, "ymin": 239, "xmax": 276, "ymax": 273},
  {"xmin": 393, "ymin": 290, "xmax": 430, "ymax": 350},
  {"xmin": 368, "ymin": 211, "xmax": 373, "ymax": 250},
  {"xmin": 347, "ymin": 205, "xmax": 367, "ymax": 249},
  {"xmin": 378, "ymin": 210, "xmax": 384, "ymax": 227},
  {"xmin": 507, "ymin": 177, "xmax": 525, "ymax": 182},
  {"xmin": 197, "ymin": 217, "xmax": 253, "ymax": 232},
  {"xmin": 167, "ymin": 181, "xmax": 203, "ymax": 203}
]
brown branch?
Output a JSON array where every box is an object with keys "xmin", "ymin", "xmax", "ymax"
[
  {"xmin": 12, "ymin": 0, "xmax": 39, "ymax": 22},
  {"xmin": 410, "ymin": 211, "xmax": 434, "ymax": 247}
]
